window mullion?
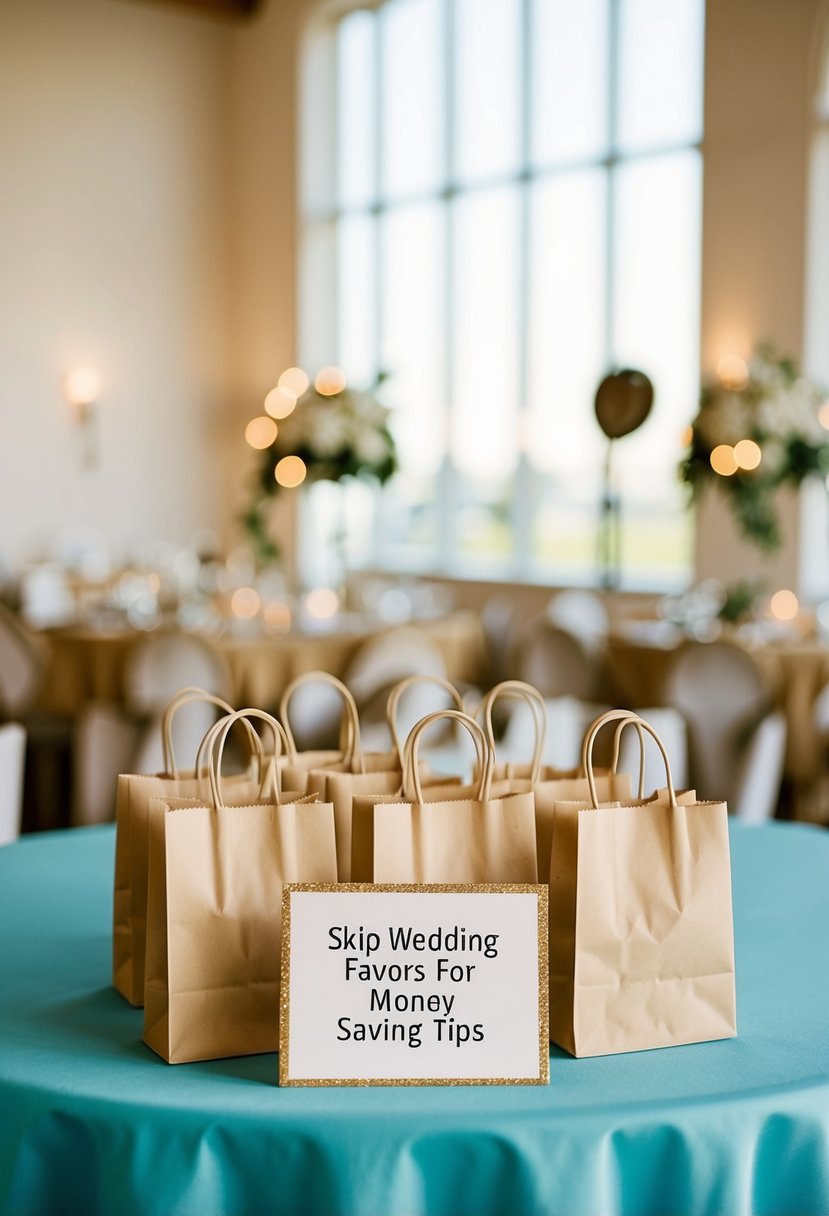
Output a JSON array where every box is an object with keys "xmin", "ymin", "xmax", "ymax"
[{"xmin": 511, "ymin": 0, "xmax": 534, "ymax": 578}]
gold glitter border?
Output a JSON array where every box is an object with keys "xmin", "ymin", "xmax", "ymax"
[{"xmin": 279, "ymin": 882, "xmax": 549, "ymax": 1088}]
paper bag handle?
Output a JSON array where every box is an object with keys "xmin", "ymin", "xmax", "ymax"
[
  {"xmin": 386, "ymin": 675, "xmax": 465, "ymax": 767},
  {"xmin": 582, "ymin": 709, "xmax": 676, "ymax": 810},
  {"xmin": 161, "ymin": 687, "xmax": 257, "ymax": 778},
  {"xmin": 578, "ymin": 708, "xmax": 647, "ymax": 800},
  {"xmin": 206, "ymin": 708, "xmax": 291, "ymax": 810},
  {"xmin": 278, "ymin": 671, "xmax": 365, "ymax": 773},
  {"xmin": 195, "ymin": 712, "xmax": 278, "ymax": 803},
  {"xmin": 402, "ymin": 710, "xmax": 494, "ymax": 803},
  {"xmin": 477, "ymin": 679, "xmax": 547, "ymax": 782}
]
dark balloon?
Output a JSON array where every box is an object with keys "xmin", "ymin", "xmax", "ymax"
[{"xmin": 594, "ymin": 369, "xmax": 654, "ymax": 439}]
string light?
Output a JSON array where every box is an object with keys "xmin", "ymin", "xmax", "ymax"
[
  {"xmin": 314, "ymin": 366, "xmax": 347, "ymax": 396},
  {"xmin": 278, "ymin": 367, "xmax": 310, "ymax": 397},
  {"xmin": 275, "ymin": 455, "xmax": 307, "ymax": 487},
  {"xmin": 733, "ymin": 439, "xmax": 762, "ymax": 470},
  {"xmin": 306, "ymin": 587, "xmax": 340, "ymax": 619},
  {"xmin": 716, "ymin": 354, "xmax": 749, "ymax": 391},
  {"xmin": 245, "ymin": 416, "xmax": 278, "ymax": 449},
  {"xmin": 231, "ymin": 587, "xmax": 261, "ymax": 619},
  {"xmin": 265, "ymin": 386, "xmax": 298, "ymax": 420},
  {"xmin": 710, "ymin": 444, "xmax": 738, "ymax": 476}
]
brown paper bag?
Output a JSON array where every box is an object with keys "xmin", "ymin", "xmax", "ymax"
[
  {"xmin": 477, "ymin": 680, "xmax": 636, "ymax": 881},
  {"xmin": 548, "ymin": 709, "xmax": 736, "ymax": 1057},
  {"xmin": 113, "ymin": 687, "xmax": 263, "ymax": 1006},
  {"xmin": 143, "ymin": 708, "xmax": 337, "ymax": 1064},
  {"xmin": 359, "ymin": 709, "xmax": 538, "ymax": 884}
]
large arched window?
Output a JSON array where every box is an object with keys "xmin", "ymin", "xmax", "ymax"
[{"xmin": 301, "ymin": 0, "xmax": 704, "ymax": 590}]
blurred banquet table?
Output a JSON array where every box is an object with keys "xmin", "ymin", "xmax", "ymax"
[
  {"xmin": 35, "ymin": 610, "xmax": 489, "ymax": 718},
  {"xmin": 605, "ymin": 627, "xmax": 829, "ymax": 787},
  {"xmin": 2, "ymin": 823, "xmax": 829, "ymax": 1216}
]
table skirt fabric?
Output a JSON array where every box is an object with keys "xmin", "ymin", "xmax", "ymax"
[{"xmin": 1, "ymin": 824, "xmax": 829, "ymax": 1216}]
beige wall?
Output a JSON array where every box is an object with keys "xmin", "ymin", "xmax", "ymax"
[
  {"xmin": 0, "ymin": 0, "xmax": 234, "ymax": 567},
  {"xmin": 697, "ymin": 0, "xmax": 828, "ymax": 595}
]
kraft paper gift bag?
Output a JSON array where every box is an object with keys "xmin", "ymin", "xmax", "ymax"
[
  {"xmin": 143, "ymin": 708, "xmax": 337, "ymax": 1064},
  {"xmin": 477, "ymin": 680, "xmax": 636, "ymax": 881},
  {"xmin": 359, "ymin": 709, "xmax": 538, "ymax": 884},
  {"xmin": 548, "ymin": 709, "xmax": 736, "ymax": 1058},
  {"xmin": 113, "ymin": 687, "xmax": 263, "ymax": 1006}
]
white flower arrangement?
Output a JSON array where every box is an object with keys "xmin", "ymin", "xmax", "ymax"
[
  {"xmin": 243, "ymin": 371, "xmax": 397, "ymax": 563},
  {"xmin": 680, "ymin": 344, "xmax": 829, "ymax": 550}
]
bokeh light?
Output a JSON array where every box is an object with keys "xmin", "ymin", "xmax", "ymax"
[
  {"xmin": 278, "ymin": 367, "xmax": 310, "ymax": 397},
  {"xmin": 265, "ymin": 386, "xmax": 298, "ymax": 420},
  {"xmin": 275, "ymin": 455, "xmax": 307, "ymax": 488},
  {"xmin": 710, "ymin": 444, "xmax": 738, "ymax": 476},
  {"xmin": 716, "ymin": 354, "xmax": 749, "ymax": 391},
  {"xmin": 230, "ymin": 587, "xmax": 261, "ymax": 619},
  {"xmin": 314, "ymin": 366, "xmax": 347, "ymax": 396},
  {"xmin": 733, "ymin": 439, "xmax": 762, "ymax": 470},
  {"xmin": 306, "ymin": 587, "xmax": 340, "ymax": 619},
  {"xmin": 245, "ymin": 416, "xmax": 278, "ymax": 449},
  {"xmin": 770, "ymin": 589, "xmax": 799, "ymax": 621}
]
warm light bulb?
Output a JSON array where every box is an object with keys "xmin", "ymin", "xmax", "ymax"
[
  {"xmin": 710, "ymin": 444, "xmax": 738, "ymax": 476},
  {"xmin": 230, "ymin": 587, "xmax": 261, "ymax": 619},
  {"xmin": 819, "ymin": 400, "xmax": 829, "ymax": 430},
  {"xmin": 264, "ymin": 386, "xmax": 298, "ymax": 420},
  {"xmin": 306, "ymin": 587, "xmax": 340, "ymax": 619},
  {"xmin": 278, "ymin": 367, "xmax": 310, "ymax": 397},
  {"xmin": 275, "ymin": 455, "xmax": 307, "ymax": 488},
  {"xmin": 733, "ymin": 439, "xmax": 762, "ymax": 470},
  {"xmin": 680, "ymin": 424, "xmax": 693, "ymax": 448},
  {"xmin": 314, "ymin": 366, "xmax": 347, "ymax": 396},
  {"xmin": 245, "ymin": 416, "xmax": 278, "ymax": 449},
  {"xmin": 64, "ymin": 366, "xmax": 101, "ymax": 406},
  {"xmin": 716, "ymin": 354, "xmax": 749, "ymax": 391},
  {"xmin": 770, "ymin": 589, "xmax": 799, "ymax": 621}
]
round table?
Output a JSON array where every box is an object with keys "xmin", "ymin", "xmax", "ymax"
[{"xmin": 2, "ymin": 824, "xmax": 828, "ymax": 1216}]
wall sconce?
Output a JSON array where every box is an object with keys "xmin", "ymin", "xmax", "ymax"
[{"xmin": 64, "ymin": 366, "xmax": 101, "ymax": 470}]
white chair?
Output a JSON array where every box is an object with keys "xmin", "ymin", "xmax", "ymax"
[
  {"xmin": 512, "ymin": 618, "xmax": 601, "ymax": 702},
  {"xmin": 615, "ymin": 707, "xmax": 689, "ymax": 793},
  {"xmin": 665, "ymin": 640, "xmax": 787, "ymax": 821},
  {"xmin": 72, "ymin": 634, "xmax": 231, "ymax": 825},
  {"xmin": 19, "ymin": 564, "xmax": 75, "ymax": 629},
  {"xmin": 0, "ymin": 604, "xmax": 43, "ymax": 718},
  {"xmin": 0, "ymin": 723, "xmax": 26, "ymax": 845},
  {"xmin": 344, "ymin": 627, "xmax": 449, "ymax": 754},
  {"xmin": 546, "ymin": 589, "xmax": 609, "ymax": 654}
]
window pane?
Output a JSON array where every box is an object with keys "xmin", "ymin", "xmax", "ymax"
[
  {"xmin": 377, "ymin": 203, "xmax": 446, "ymax": 568},
  {"xmin": 452, "ymin": 187, "xmax": 521, "ymax": 477},
  {"xmin": 617, "ymin": 0, "xmax": 704, "ymax": 153},
  {"xmin": 380, "ymin": 0, "xmax": 445, "ymax": 201},
  {"xmin": 527, "ymin": 170, "xmax": 607, "ymax": 475},
  {"xmin": 380, "ymin": 203, "xmax": 446, "ymax": 477},
  {"xmin": 454, "ymin": 0, "xmax": 522, "ymax": 185},
  {"xmin": 611, "ymin": 150, "xmax": 702, "ymax": 585},
  {"xmin": 526, "ymin": 169, "xmax": 608, "ymax": 574},
  {"xmin": 337, "ymin": 214, "xmax": 376, "ymax": 386},
  {"xmin": 452, "ymin": 187, "xmax": 521, "ymax": 570},
  {"xmin": 531, "ymin": 0, "xmax": 610, "ymax": 167},
  {"xmin": 337, "ymin": 12, "xmax": 376, "ymax": 209}
]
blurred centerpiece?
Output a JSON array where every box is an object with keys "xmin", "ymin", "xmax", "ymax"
[
  {"xmin": 680, "ymin": 344, "xmax": 829, "ymax": 552},
  {"xmin": 243, "ymin": 366, "xmax": 397, "ymax": 604}
]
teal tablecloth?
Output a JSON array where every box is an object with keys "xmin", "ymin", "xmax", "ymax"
[{"xmin": 1, "ymin": 823, "xmax": 828, "ymax": 1216}]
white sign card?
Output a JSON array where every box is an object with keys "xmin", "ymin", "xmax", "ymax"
[{"xmin": 279, "ymin": 884, "xmax": 549, "ymax": 1087}]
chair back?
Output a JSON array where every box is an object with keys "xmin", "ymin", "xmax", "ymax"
[
  {"xmin": 513, "ymin": 619, "xmax": 598, "ymax": 701},
  {"xmin": 546, "ymin": 589, "xmax": 608, "ymax": 653},
  {"xmin": 665, "ymin": 640, "xmax": 773, "ymax": 805},
  {"xmin": 343, "ymin": 627, "xmax": 448, "ymax": 752},
  {"xmin": 0, "ymin": 605, "xmax": 43, "ymax": 718},
  {"xmin": 0, "ymin": 723, "xmax": 26, "ymax": 845}
]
